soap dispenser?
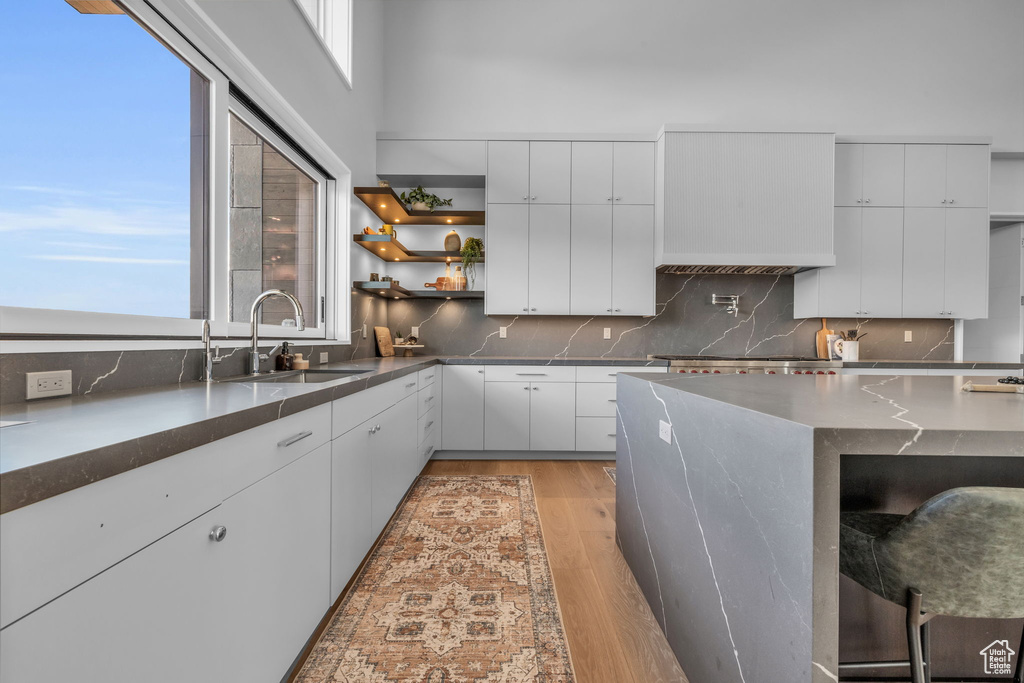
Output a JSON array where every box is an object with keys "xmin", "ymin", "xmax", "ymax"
[{"xmin": 276, "ymin": 341, "xmax": 295, "ymax": 371}]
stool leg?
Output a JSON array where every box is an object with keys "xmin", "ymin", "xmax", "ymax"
[
  {"xmin": 921, "ymin": 621, "xmax": 932, "ymax": 683},
  {"xmin": 906, "ymin": 589, "xmax": 926, "ymax": 683}
]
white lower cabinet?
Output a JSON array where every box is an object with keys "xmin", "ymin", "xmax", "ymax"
[
  {"xmin": 483, "ymin": 381, "xmax": 576, "ymax": 451},
  {"xmin": 331, "ymin": 428, "xmax": 373, "ymax": 600},
  {"xmin": 441, "ymin": 365, "xmax": 485, "ymax": 450},
  {"xmin": 370, "ymin": 395, "xmax": 419, "ymax": 538},
  {"xmin": 576, "ymin": 417, "xmax": 617, "ymax": 452},
  {"xmin": 0, "ymin": 443, "xmax": 332, "ymax": 683},
  {"xmin": 528, "ymin": 382, "xmax": 576, "ymax": 450},
  {"xmin": 484, "ymin": 381, "xmax": 532, "ymax": 451}
]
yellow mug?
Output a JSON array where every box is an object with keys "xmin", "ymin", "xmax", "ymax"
[{"xmin": 380, "ymin": 224, "xmax": 394, "ymax": 235}]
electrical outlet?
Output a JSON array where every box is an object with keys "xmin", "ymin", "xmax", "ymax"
[
  {"xmin": 499, "ymin": 326, "xmax": 507, "ymax": 339},
  {"xmin": 904, "ymin": 330, "xmax": 913, "ymax": 342},
  {"xmin": 411, "ymin": 326, "xmax": 420, "ymax": 338},
  {"xmin": 362, "ymin": 324, "xmax": 367, "ymax": 339},
  {"xmin": 26, "ymin": 370, "xmax": 72, "ymax": 400},
  {"xmin": 319, "ymin": 352, "xmax": 329, "ymax": 364},
  {"xmin": 603, "ymin": 327, "xmax": 611, "ymax": 340},
  {"xmin": 658, "ymin": 420, "xmax": 672, "ymax": 444}
]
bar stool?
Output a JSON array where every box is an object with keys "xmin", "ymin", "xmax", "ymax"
[{"xmin": 838, "ymin": 486, "xmax": 1024, "ymax": 683}]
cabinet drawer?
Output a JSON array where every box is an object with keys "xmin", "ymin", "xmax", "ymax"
[
  {"xmin": 332, "ymin": 375, "xmax": 416, "ymax": 436},
  {"xmin": 418, "ymin": 381, "xmax": 438, "ymax": 417},
  {"xmin": 485, "ymin": 365, "xmax": 576, "ymax": 382},
  {"xmin": 417, "ymin": 365, "xmax": 438, "ymax": 387},
  {"xmin": 576, "ymin": 417, "xmax": 617, "ymax": 452},
  {"xmin": 420, "ymin": 437, "xmax": 436, "ymax": 463},
  {"xmin": 576, "ymin": 382, "xmax": 618, "ymax": 417},
  {"xmin": 221, "ymin": 403, "xmax": 331, "ymax": 496},
  {"xmin": 418, "ymin": 407, "xmax": 438, "ymax": 445},
  {"xmin": 575, "ymin": 365, "xmax": 668, "ymax": 382}
]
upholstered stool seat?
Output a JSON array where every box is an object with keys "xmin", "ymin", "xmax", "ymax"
[{"xmin": 839, "ymin": 487, "xmax": 1024, "ymax": 683}]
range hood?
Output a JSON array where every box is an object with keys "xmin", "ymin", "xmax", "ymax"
[{"xmin": 655, "ymin": 128, "xmax": 836, "ymax": 273}]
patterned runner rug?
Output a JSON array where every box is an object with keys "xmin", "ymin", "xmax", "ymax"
[
  {"xmin": 296, "ymin": 475, "xmax": 576, "ymax": 682},
  {"xmin": 604, "ymin": 467, "xmax": 616, "ymax": 484}
]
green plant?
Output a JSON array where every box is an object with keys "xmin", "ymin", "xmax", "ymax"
[
  {"xmin": 398, "ymin": 186, "xmax": 452, "ymax": 212},
  {"xmin": 460, "ymin": 237, "xmax": 484, "ymax": 288}
]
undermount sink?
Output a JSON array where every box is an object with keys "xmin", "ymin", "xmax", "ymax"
[{"xmin": 218, "ymin": 369, "xmax": 371, "ymax": 384}]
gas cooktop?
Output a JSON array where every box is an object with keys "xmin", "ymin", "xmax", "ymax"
[{"xmin": 650, "ymin": 355, "xmax": 825, "ymax": 362}]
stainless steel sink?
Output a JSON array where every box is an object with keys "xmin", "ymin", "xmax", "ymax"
[{"xmin": 217, "ymin": 369, "xmax": 371, "ymax": 384}]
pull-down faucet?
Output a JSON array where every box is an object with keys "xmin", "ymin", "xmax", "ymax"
[{"xmin": 250, "ymin": 289, "xmax": 305, "ymax": 374}]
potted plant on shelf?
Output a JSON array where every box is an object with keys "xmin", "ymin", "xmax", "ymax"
[
  {"xmin": 460, "ymin": 237, "xmax": 484, "ymax": 290},
  {"xmin": 398, "ymin": 186, "xmax": 453, "ymax": 212}
]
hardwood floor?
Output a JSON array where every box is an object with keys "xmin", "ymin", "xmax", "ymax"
[{"xmin": 422, "ymin": 459, "xmax": 688, "ymax": 683}]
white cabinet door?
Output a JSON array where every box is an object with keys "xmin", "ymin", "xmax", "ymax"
[
  {"xmin": 859, "ymin": 208, "xmax": 904, "ymax": 317},
  {"xmin": 817, "ymin": 207, "xmax": 863, "ymax": 317},
  {"xmin": 528, "ymin": 204, "xmax": 571, "ymax": 314},
  {"xmin": 487, "ymin": 141, "xmax": 530, "ymax": 204},
  {"xmin": 485, "ymin": 203, "xmax": 530, "ymax": 314},
  {"xmin": 529, "ymin": 141, "xmax": 571, "ymax": 204},
  {"xmin": 529, "ymin": 382, "xmax": 576, "ymax": 451},
  {"xmin": 571, "ymin": 141, "xmax": 613, "ymax": 204},
  {"xmin": 861, "ymin": 144, "xmax": 905, "ymax": 207},
  {"xmin": 370, "ymin": 395, "xmax": 418, "ymax": 537},
  {"xmin": 484, "ymin": 381, "xmax": 531, "ymax": 451},
  {"xmin": 331, "ymin": 427, "xmax": 373, "ymax": 601},
  {"xmin": 570, "ymin": 204, "xmax": 613, "ymax": 314},
  {"xmin": 943, "ymin": 208, "xmax": 989, "ymax": 319},
  {"xmin": 613, "ymin": 141, "xmax": 656, "ymax": 205},
  {"xmin": 834, "ymin": 143, "xmax": 863, "ymax": 207},
  {"xmin": 219, "ymin": 444, "xmax": 332, "ymax": 682},
  {"xmin": 0, "ymin": 508, "xmax": 223, "ymax": 683},
  {"xmin": 902, "ymin": 208, "xmax": 947, "ymax": 317},
  {"xmin": 441, "ymin": 365, "xmax": 485, "ymax": 450},
  {"xmin": 945, "ymin": 145, "xmax": 989, "ymax": 208},
  {"xmin": 611, "ymin": 204, "xmax": 655, "ymax": 315},
  {"xmin": 904, "ymin": 145, "xmax": 948, "ymax": 207}
]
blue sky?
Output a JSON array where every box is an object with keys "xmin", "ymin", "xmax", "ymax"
[{"xmin": 0, "ymin": 2, "xmax": 193, "ymax": 318}]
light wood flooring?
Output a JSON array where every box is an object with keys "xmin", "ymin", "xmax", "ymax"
[{"xmin": 422, "ymin": 459, "xmax": 688, "ymax": 683}]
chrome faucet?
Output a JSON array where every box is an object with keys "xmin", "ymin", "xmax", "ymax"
[
  {"xmin": 201, "ymin": 319, "xmax": 223, "ymax": 382},
  {"xmin": 250, "ymin": 289, "xmax": 305, "ymax": 374}
]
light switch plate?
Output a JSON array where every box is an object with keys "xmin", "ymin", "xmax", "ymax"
[
  {"xmin": 319, "ymin": 352, "xmax": 329, "ymax": 364},
  {"xmin": 26, "ymin": 370, "xmax": 72, "ymax": 400},
  {"xmin": 362, "ymin": 324, "xmax": 367, "ymax": 339},
  {"xmin": 499, "ymin": 326, "xmax": 507, "ymax": 339},
  {"xmin": 603, "ymin": 327, "xmax": 611, "ymax": 340},
  {"xmin": 904, "ymin": 330, "xmax": 912, "ymax": 342},
  {"xmin": 659, "ymin": 419, "xmax": 672, "ymax": 444},
  {"xmin": 411, "ymin": 326, "xmax": 420, "ymax": 338}
]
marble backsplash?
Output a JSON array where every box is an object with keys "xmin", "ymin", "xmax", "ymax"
[
  {"xmin": 388, "ymin": 273, "xmax": 955, "ymax": 361},
  {"xmin": 0, "ymin": 275, "xmax": 953, "ymax": 404},
  {"xmin": 0, "ymin": 292, "xmax": 388, "ymax": 404}
]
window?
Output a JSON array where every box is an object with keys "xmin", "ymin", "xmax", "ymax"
[
  {"xmin": 295, "ymin": 0, "xmax": 352, "ymax": 87},
  {"xmin": 228, "ymin": 110, "xmax": 326, "ymax": 330},
  {"xmin": 0, "ymin": 1, "xmax": 207, "ymax": 322}
]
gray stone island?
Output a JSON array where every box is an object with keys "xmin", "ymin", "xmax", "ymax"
[{"xmin": 614, "ymin": 372, "xmax": 1024, "ymax": 683}]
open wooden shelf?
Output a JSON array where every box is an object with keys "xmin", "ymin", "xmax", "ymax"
[
  {"xmin": 354, "ymin": 281, "xmax": 484, "ymax": 300},
  {"xmin": 353, "ymin": 234, "xmax": 484, "ymax": 263},
  {"xmin": 354, "ymin": 187, "xmax": 485, "ymax": 226}
]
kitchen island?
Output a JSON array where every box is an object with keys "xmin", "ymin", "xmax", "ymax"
[{"xmin": 615, "ymin": 372, "xmax": 1024, "ymax": 683}]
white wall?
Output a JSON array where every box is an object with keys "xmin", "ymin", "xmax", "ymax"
[
  {"xmin": 381, "ymin": 0, "xmax": 1024, "ymax": 152},
  {"xmin": 963, "ymin": 223, "xmax": 1024, "ymax": 362}
]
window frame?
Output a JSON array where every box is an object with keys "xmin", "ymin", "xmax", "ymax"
[
  {"xmin": 0, "ymin": 0, "xmax": 351, "ymax": 348},
  {"xmin": 294, "ymin": 0, "xmax": 353, "ymax": 90}
]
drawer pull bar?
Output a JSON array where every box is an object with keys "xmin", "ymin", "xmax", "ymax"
[
  {"xmin": 607, "ymin": 399, "xmax": 617, "ymax": 402},
  {"xmin": 405, "ymin": 382, "xmax": 417, "ymax": 388},
  {"xmin": 607, "ymin": 433, "xmax": 617, "ymax": 437},
  {"xmin": 426, "ymin": 420, "xmax": 434, "ymax": 429},
  {"xmin": 515, "ymin": 372, "xmax": 548, "ymax": 376},
  {"xmin": 277, "ymin": 430, "xmax": 313, "ymax": 448},
  {"xmin": 607, "ymin": 373, "xmax": 618, "ymax": 376},
  {"xmin": 425, "ymin": 395, "xmax": 435, "ymax": 402}
]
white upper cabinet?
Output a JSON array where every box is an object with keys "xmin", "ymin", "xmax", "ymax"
[
  {"xmin": 902, "ymin": 207, "xmax": 988, "ymax": 319},
  {"xmin": 571, "ymin": 142, "xmax": 655, "ymax": 205},
  {"xmin": 857, "ymin": 208, "xmax": 905, "ymax": 317},
  {"xmin": 570, "ymin": 205, "xmax": 613, "ymax": 314},
  {"xmin": 611, "ymin": 204, "xmax": 656, "ymax": 315},
  {"xmin": 527, "ymin": 204, "xmax": 571, "ymax": 314},
  {"xmin": 485, "ymin": 203, "xmax": 530, "ymax": 314},
  {"xmin": 529, "ymin": 141, "xmax": 571, "ymax": 204},
  {"xmin": 836, "ymin": 144, "xmax": 905, "ymax": 207},
  {"xmin": 942, "ymin": 208, "xmax": 989, "ymax": 319},
  {"xmin": 487, "ymin": 141, "xmax": 530, "ymax": 203},
  {"xmin": 905, "ymin": 144, "xmax": 989, "ymax": 208}
]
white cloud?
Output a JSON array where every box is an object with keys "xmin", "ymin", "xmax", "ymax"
[
  {"xmin": 31, "ymin": 255, "xmax": 188, "ymax": 265},
  {"xmin": 0, "ymin": 204, "xmax": 189, "ymax": 236},
  {"xmin": 44, "ymin": 241, "xmax": 129, "ymax": 251}
]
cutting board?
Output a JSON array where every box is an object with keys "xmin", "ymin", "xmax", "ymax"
[
  {"xmin": 815, "ymin": 318, "xmax": 833, "ymax": 359},
  {"xmin": 374, "ymin": 326, "xmax": 394, "ymax": 357}
]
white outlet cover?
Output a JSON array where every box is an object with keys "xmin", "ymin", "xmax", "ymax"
[
  {"xmin": 904, "ymin": 330, "xmax": 912, "ymax": 342},
  {"xmin": 659, "ymin": 420, "xmax": 672, "ymax": 444},
  {"xmin": 499, "ymin": 326, "xmax": 507, "ymax": 339},
  {"xmin": 411, "ymin": 326, "xmax": 420, "ymax": 337},
  {"xmin": 26, "ymin": 370, "xmax": 73, "ymax": 400},
  {"xmin": 362, "ymin": 324, "xmax": 367, "ymax": 339},
  {"xmin": 319, "ymin": 352, "xmax": 329, "ymax": 364},
  {"xmin": 603, "ymin": 327, "xmax": 611, "ymax": 340}
]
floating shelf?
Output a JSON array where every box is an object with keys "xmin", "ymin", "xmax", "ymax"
[
  {"xmin": 353, "ymin": 234, "xmax": 484, "ymax": 263},
  {"xmin": 354, "ymin": 281, "xmax": 484, "ymax": 300},
  {"xmin": 354, "ymin": 187, "xmax": 485, "ymax": 226}
]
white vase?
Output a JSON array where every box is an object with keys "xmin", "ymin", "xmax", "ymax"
[{"xmin": 410, "ymin": 201, "xmax": 429, "ymax": 212}]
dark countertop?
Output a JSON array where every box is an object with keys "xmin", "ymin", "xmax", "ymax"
[
  {"xmin": 843, "ymin": 359, "xmax": 1024, "ymax": 370},
  {"xmin": 0, "ymin": 356, "xmax": 667, "ymax": 513}
]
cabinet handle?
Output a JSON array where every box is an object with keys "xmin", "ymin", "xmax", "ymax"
[
  {"xmin": 608, "ymin": 398, "xmax": 617, "ymax": 402},
  {"xmin": 606, "ymin": 308, "xmax": 612, "ymax": 312},
  {"xmin": 516, "ymin": 372, "xmax": 548, "ymax": 375},
  {"xmin": 530, "ymin": 307, "xmax": 537, "ymax": 312},
  {"xmin": 277, "ymin": 430, "xmax": 313, "ymax": 448},
  {"xmin": 376, "ymin": 424, "xmax": 381, "ymax": 431},
  {"xmin": 532, "ymin": 386, "xmax": 539, "ymax": 390},
  {"xmin": 523, "ymin": 386, "xmax": 530, "ymax": 390},
  {"xmin": 209, "ymin": 526, "xmax": 227, "ymax": 542},
  {"xmin": 369, "ymin": 427, "xmax": 376, "ymax": 434},
  {"xmin": 607, "ymin": 433, "xmax": 617, "ymax": 437},
  {"xmin": 864, "ymin": 198, "xmax": 870, "ymax": 204},
  {"xmin": 425, "ymin": 395, "xmax": 434, "ymax": 402},
  {"xmin": 522, "ymin": 308, "xmax": 528, "ymax": 312},
  {"xmin": 941, "ymin": 199, "xmax": 947, "ymax": 204},
  {"xmin": 607, "ymin": 373, "xmax": 618, "ymax": 376},
  {"xmin": 614, "ymin": 308, "xmax": 621, "ymax": 312},
  {"xmin": 478, "ymin": 370, "xmax": 484, "ymax": 374},
  {"xmin": 522, "ymin": 196, "xmax": 528, "ymax": 201},
  {"xmin": 405, "ymin": 382, "xmax": 416, "ymax": 388},
  {"xmin": 949, "ymin": 199, "xmax": 955, "ymax": 204},
  {"xmin": 531, "ymin": 196, "xmax": 536, "ymax": 200},
  {"xmin": 615, "ymin": 197, "xmax": 622, "ymax": 201},
  {"xmin": 426, "ymin": 420, "xmax": 434, "ymax": 429},
  {"xmin": 856, "ymin": 199, "xmax": 862, "ymax": 203},
  {"xmin": 606, "ymin": 197, "xmax": 612, "ymax": 201}
]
